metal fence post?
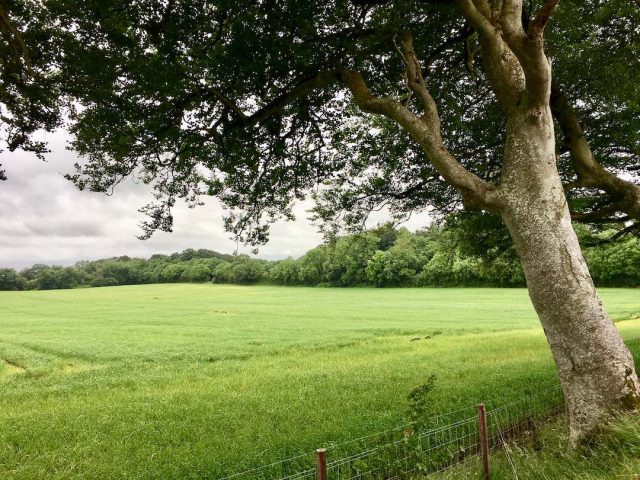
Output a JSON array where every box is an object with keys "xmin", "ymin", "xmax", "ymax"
[
  {"xmin": 478, "ymin": 403, "xmax": 490, "ymax": 480},
  {"xmin": 316, "ymin": 448, "xmax": 327, "ymax": 480}
]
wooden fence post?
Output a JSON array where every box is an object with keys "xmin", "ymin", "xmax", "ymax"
[
  {"xmin": 316, "ymin": 448, "xmax": 327, "ymax": 480},
  {"xmin": 477, "ymin": 403, "xmax": 490, "ymax": 480}
]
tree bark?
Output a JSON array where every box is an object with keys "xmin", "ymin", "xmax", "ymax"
[
  {"xmin": 342, "ymin": 1, "xmax": 640, "ymax": 444},
  {"xmin": 498, "ymin": 106, "xmax": 640, "ymax": 445}
]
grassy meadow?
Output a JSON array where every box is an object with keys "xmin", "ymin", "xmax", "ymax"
[{"xmin": 1, "ymin": 285, "xmax": 639, "ymax": 479}]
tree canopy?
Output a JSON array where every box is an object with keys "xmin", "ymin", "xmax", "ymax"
[
  {"xmin": 4, "ymin": 220, "xmax": 640, "ymax": 291},
  {"xmin": 1, "ymin": 0, "xmax": 638, "ymax": 242}
]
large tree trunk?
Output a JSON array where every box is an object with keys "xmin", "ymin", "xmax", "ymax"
[
  {"xmin": 499, "ymin": 108, "xmax": 640, "ymax": 445},
  {"xmin": 343, "ymin": 11, "xmax": 640, "ymax": 445}
]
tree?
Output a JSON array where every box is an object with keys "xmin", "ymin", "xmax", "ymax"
[
  {"xmin": 2, "ymin": 0, "xmax": 639, "ymax": 443},
  {"xmin": 444, "ymin": 212, "xmax": 525, "ymax": 286},
  {"xmin": 160, "ymin": 263, "xmax": 186, "ymax": 283},
  {"xmin": 0, "ymin": 0, "xmax": 64, "ymax": 180},
  {"xmin": 325, "ymin": 231, "xmax": 381, "ymax": 286},
  {"xmin": 366, "ymin": 228, "xmax": 423, "ymax": 286},
  {"xmin": 30, "ymin": 265, "xmax": 79, "ymax": 290},
  {"xmin": 582, "ymin": 228, "xmax": 640, "ymax": 287},
  {"xmin": 295, "ymin": 244, "xmax": 333, "ymax": 285},
  {"xmin": 228, "ymin": 256, "xmax": 268, "ymax": 284},
  {"xmin": 268, "ymin": 258, "xmax": 300, "ymax": 285},
  {"xmin": 0, "ymin": 268, "xmax": 24, "ymax": 290},
  {"xmin": 180, "ymin": 258, "xmax": 219, "ymax": 282}
]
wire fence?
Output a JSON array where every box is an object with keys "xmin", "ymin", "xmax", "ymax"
[{"xmin": 216, "ymin": 384, "xmax": 564, "ymax": 480}]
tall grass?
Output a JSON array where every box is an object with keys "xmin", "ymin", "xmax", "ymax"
[
  {"xmin": 0, "ymin": 285, "xmax": 638, "ymax": 479},
  {"xmin": 431, "ymin": 414, "xmax": 640, "ymax": 479}
]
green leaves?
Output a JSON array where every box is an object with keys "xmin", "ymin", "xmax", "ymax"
[{"xmin": 1, "ymin": 0, "xmax": 638, "ymax": 245}]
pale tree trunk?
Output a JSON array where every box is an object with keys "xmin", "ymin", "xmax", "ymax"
[
  {"xmin": 342, "ymin": 1, "xmax": 640, "ymax": 444},
  {"xmin": 499, "ymin": 107, "xmax": 640, "ymax": 445},
  {"xmin": 450, "ymin": 0, "xmax": 640, "ymax": 443}
]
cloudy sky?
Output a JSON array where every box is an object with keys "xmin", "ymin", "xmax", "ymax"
[{"xmin": 0, "ymin": 130, "xmax": 431, "ymax": 270}]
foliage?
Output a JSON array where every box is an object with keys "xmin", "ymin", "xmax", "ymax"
[
  {"xmin": 2, "ymin": 221, "xmax": 640, "ymax": 291},
  {"xmin": 0, "ymin": 0, "xmax": 65, "ymax": 179},
  {"xmin": 407, "ymin": 373, "xmax": 438, "ymax": 431},
  {"xmin": 1, "ymin": 1, "xmax": 637, "ymax": 243},
  {"xmin": 0, "ymin": 268, "xmax": 24, "ymax": 290},
  {"xmin": 583, "ymin": 231, "xmax": 640, "ymax": 288}
]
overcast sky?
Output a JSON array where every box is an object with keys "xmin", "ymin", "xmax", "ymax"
[{"xmin": 0, "ymin": 130, "xmax": 431, "ymax": 270}]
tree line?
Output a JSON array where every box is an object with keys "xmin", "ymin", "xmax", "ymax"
[{"xmin": 2, "ymin": 220, "xmax": 639, "ymax": 291}]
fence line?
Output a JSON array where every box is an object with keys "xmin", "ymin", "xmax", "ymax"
[{"xmin": 216, "ymin": 384, "xmax": 564, "ymax": 480}]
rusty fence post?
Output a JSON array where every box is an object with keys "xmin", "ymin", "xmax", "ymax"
[
  {"xmin": 477, "ymin": 403, "xmax": 490, "ymax": 480},
  {"xmin": 316, "ymin": 448, "xmax": 327, "ymax": 480}
]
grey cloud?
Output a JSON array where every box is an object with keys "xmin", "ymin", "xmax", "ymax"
[
  {"xmin": 26, "ymin": 220, "xmax": 105, "ymax": 237},
  {"xmin": 0, "ymin": 130, "xmax": 431, "ymax": 270}
]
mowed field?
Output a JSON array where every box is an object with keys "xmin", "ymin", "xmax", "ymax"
[{"xmin": 1, "ymin": 285, "xmax": 639, "ymax": 479}]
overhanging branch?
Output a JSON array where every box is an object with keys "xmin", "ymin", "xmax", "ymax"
[
  {"xmin": 528, "ymin": 0, "xmax": 560, "ymax": 39},
  {"xmin": 552, "ymin": 80, "xmax": 640, "ymax": 221},
  {"xmin": 339, "ymin": 64, "xmax": 499, "ymax": 212}
]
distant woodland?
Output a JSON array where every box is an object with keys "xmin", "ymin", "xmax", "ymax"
[{"xmin": 2, "ymin": 219, "xmax": 639, "ymax": 291}]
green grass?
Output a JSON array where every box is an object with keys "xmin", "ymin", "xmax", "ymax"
[
  {"xmin": 430, "ymin": 414, "xmax": 640, "ymax": 479},
  {"xmin": 0, "ymin": 285, "xmax": 639, "ymax": 479}
]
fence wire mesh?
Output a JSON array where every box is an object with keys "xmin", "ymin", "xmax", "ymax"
[{"xmin": 216, "ymin": 384, "xmax": 564, "ymax": 480}]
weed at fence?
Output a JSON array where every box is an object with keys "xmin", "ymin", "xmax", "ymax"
[{"xmin": 216, "ymin": 384, "xmax": 564, "ymax": 480}]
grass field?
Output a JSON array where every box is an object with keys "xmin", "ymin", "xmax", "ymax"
[{"xmin": 1, "ymin": 285, "xmax": 639, "ymax": 479}]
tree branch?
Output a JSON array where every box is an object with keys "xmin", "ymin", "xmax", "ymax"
[
  {"xmin": 457, "ymin": 0, "xmax": 557, "ymax": 111},
  {"xmin": 206, "ymin": 87, "xmax": 247, "ymax": 120},
  {"xmin": 0, "ymin": 2, "xmax": 33, "ymax": 76},
  {"xmin": 592, "ymin": 223, "xmax": 640, "ymax": 245},
  {"xmin": 496, "ymin": 0, "xmax": 555, "ymax": 109},
  {"xmin": 396, "ymin": 31, "xmax": 440, "ymax": 127},
  {"xmin": 339, "ymin": 67, "xmax": 499, "ymax": 211},
  {"xmin": 570, "ymin": 201, "xmax": 628, "ymax": 222},
  {"xmin": 455, "ymin": 0, "xmax": 495, "ymax": 38},
  {"xmin": 243, "ymin": 71, "xmax": 341, "ymax": 126},
  {"xmin": 500, "ymin": 0, "xmax": 525, "ymax": 38},
  {"xmin": 455, "ymin": 0, "xmax": 526, "ymax": 113},
  {"xmin": 463, "ymin": 32, "xmax": 481, "ymax": 76},
  {"xmin": 551, "ymin": 80, "xmax": 640, "ymax": 221},
  {"xmin": 528, "ymin": 0, "xmax": 560, "ymax": 39}
]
